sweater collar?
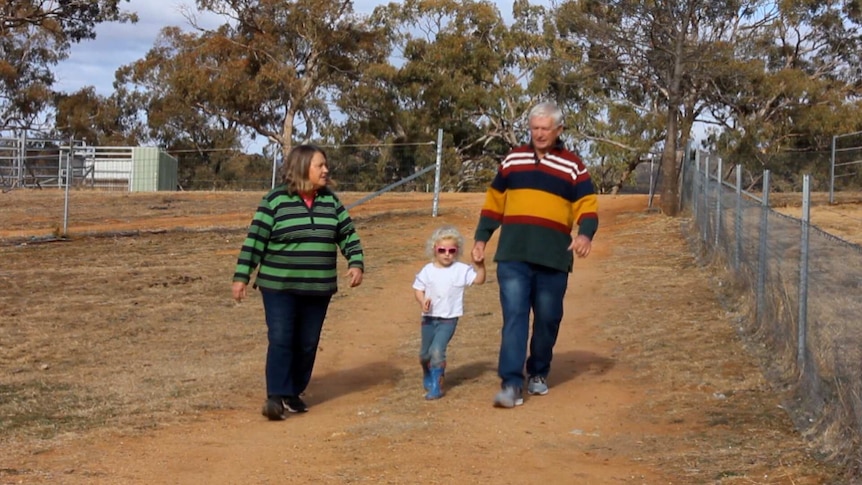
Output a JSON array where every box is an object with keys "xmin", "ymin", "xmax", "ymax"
[{"xmin": 528, "ymin": 138, "xmax": 565, "ymax": 160}]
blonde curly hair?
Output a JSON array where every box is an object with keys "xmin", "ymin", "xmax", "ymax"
[{"xmin": 425, "ymin": 224, "xmax": 464, "ymax": 260}]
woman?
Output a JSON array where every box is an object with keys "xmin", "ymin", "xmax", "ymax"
[{"xmin": 232, "ymin": 144, "xmax": 364, "ymax": 421}]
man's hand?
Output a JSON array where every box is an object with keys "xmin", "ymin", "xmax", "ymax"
[
  {"xmin": 471, "ymin": 241, "xmax": 486, "ymax": 263},
  {"xmin": 569, "ymin": 235, "xmax": 592, "ymax": 258}
]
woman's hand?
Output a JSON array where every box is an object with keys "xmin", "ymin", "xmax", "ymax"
[
  {"xmin": 232, "ymin": 281, "xmax": 247, "ymax": 302},
  {"xmin": 346, "ymin": 267, "xmax": 364, "ymax": 287}
]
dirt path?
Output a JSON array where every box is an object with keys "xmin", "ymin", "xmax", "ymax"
[{"xmin": 4, "ymin": 194, "xmax": 833, "ymax": 484}]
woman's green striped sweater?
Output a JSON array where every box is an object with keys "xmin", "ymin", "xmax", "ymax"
[{"xmin": 233, "ymin": 186, "xmax": 364, "ymax": 295}]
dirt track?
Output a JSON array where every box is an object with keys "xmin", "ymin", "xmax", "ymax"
[{"xmin": 0, "ymin": 192, "xmax": 839, "ymax": 484}]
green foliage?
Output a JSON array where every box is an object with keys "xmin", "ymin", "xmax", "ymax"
[
  {"xmin": 10, "ymin": 0, "xmax": 861, "ymax": 195},
  {"xmin": 710, "ymin": 0, "xmax": 862, "ymax": 183},
  {"xmin": 334, "ymin": 0, "xmax": 557, "ymax": 192},
  {"xmin": 52, "ymin": 87, "xmax": 137, "ymax": 145},
  {"xmin": 0, "ymin": 0, "xmax": 136, "ymax": 130}
]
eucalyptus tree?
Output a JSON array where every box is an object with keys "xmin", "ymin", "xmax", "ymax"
[
  {"xmin": 707, "ymin": 1, "xmax": 862, "ymax": 189},
  {"xmin": 127, "ymin": 0, "xmax": 390, "ymax": 158},
  {"xmin": 51, "ymin": 87, "xmax": 138, "ymax": 146},
  {"xmin": 111, "ymin": 32, "xmax": 266, "ymax": 189},
  {"xmin": 549, "ymin": 0, "xmax": 771, "ymax": 213},
  {"xmin": 333, "ymin": 0, "xmax": 554, "ymax": 192},
  {"xmin": 0, "ymin": 0, "xmax": 135, "ymax": 131}
]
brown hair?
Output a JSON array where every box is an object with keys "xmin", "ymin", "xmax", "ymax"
[{"xmin": 277, "ymin": 144, "xmax": 329, "ymax": 194}]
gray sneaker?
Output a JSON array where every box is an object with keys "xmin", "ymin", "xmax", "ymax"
[
  {"xmin": 493, "ymin": 386, "xmax": 524, "ymax": 408},
  {"xmin": 527, "ymin": 376, "xmax": 549, "ymax": 395}
]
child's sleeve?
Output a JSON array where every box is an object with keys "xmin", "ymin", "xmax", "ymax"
[
  {"xmin": 464, "ymin": 264, "xmax": 478, "ymax": 286},
  {"xmin": 412, "ymin": 266, "xmax": 428, "ymax": 291}
]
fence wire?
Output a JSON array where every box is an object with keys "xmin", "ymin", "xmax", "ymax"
[{"xmin": 683, "ymin": 150, "xmax": 862, "ymax": 470}]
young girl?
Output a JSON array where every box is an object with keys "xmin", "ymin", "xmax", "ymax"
[{"xmin": 412, "ymin": 225, "xmax": 486, "ymax": 400}]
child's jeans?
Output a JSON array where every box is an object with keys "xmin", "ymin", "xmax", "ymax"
[{"xmin": 419, "ymin": 316, "xmax": 459, "ymax": 368}]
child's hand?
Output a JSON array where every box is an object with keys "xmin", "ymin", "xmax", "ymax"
[{"xmin": 422, "ymin": 298, "xmax": 431, "ymax": 312}]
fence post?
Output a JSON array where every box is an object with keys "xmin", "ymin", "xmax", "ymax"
[
  {"xmin": 17, "ymin": 131, "xmax": 25, "ymax": 187},
  {"xmin": 715, "ymin": 156, "xmax": 722, "ymax": 246},
  {"xmin": 797, "ymin": 174, "xmax": 811, "ymax": 371},
  {"xmin": 647, "ymin": 154, "xmax": 655, "ymax": 210},
  {"xmin": 829, "ymin": 135, "xmax": 836, "ymax": 205},
  {"xmin": 703, "ymin": 152, "xmax": 710, "ymax": 243},
  {"xmin": 692, "ymin": 151, "xmax": 699, "ymax": 225},
  {"xmin": 63, "ymin": 141, "xmax": 72, "ymax": 236},
  {"xmin": 734, "ymin": 164, "xmax": 742, "ymax": 270},
  {"xmin": 432, "ymin": 128, "xmax": 443, "ymax": 217},
  {"xmin": 756, "ymin": 170, "xmax": 770, "ymax": 324}
]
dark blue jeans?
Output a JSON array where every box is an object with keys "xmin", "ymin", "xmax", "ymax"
[
  {"xmin": 419, "ymin": 316, "xmax": 459, "ymax": 368},
  {"xmin": 496, "ymin": 261, "xmax": 568, "ymax": 389},
  {"xmin": 260, "ymin": 290, "xmax": 332, "ymax": 398}
]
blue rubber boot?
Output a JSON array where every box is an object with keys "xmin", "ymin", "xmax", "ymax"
[
  {"xmin": 421, "ymin": 361, "xmax": 432, "ymax": 391},
  {"xmin": 425, "ymin": 367, "xmax": 445, "ymax": 400}
]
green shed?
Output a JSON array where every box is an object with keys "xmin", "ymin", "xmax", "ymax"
[{"xmin": 130, "ymin": 147, "xmax": 178, "ymax": 192}]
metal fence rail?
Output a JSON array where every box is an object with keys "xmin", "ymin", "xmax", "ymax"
[
  {"xmin": 0, "ymin": 136, "xmax": 138, "ymax": 191},
  {"xmin": 682, "ymin": 150, "xmax": 862, "ymax": 469}
]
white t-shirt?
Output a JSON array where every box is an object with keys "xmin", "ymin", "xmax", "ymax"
[{"xmin": 412, "ymin": 261, "xmax": 478, "ymax": 318}]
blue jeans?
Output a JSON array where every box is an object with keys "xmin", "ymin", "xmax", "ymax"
[
  {"xmin": 496, "ymin": 261, "xmax": 568, "ymax": 389},
  {"xmin": 260, "ymin": 290, "xmax": 332, "ymax": 398},
  {"xmin": 419, "ymin": 316, "xmax": 459, "ymax": 368}
]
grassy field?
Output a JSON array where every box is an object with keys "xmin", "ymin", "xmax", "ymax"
[{"xmin": 1, "ymin": 189, "xmax": 858, "ymax": 483}]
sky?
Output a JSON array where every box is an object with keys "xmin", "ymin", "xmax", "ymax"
[{"xmin": 53, "ymin": 0, "xmax": 522, "ymax": 97}]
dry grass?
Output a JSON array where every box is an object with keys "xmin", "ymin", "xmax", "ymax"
[
  {"xmin": 592, "ymin": 212, "xmax": 837, "ymax": 482},
  {"xmin": 0, "ymin": 190, "xmax": 854, "ymax": 483},
  {"xmin": 770, "ymin": 191, "xmax": 862, "ymax": 245}
]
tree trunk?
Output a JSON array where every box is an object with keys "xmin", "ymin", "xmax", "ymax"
[
  {"xmin": 659, "ymin": 109, "xmax": 680, "ymax": 216},
  {"xmin": 281, "ymin": 108, "xmax": 296, "ymax": 159}
]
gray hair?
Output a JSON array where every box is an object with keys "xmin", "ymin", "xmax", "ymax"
[
  {"xmin": 528, "ymin": 102, "xmax": 564, "ymax": 128},
  {"xmin": 425, "ymin": 224, "xmax": 465, "ymax": 260}
]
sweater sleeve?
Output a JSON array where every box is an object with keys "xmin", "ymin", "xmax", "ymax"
[
  {"xmin": 474, "ymin": 169, "xmax": 506, "ymax": 242},
  {"xmin": 335, "ymin": 201, "xmax": 365, "ymax": 272},
  {"xmin": 233, "ymin": 196, "xmax": 274, "ymax": 283},
  {"xmin": 574, "ymin": 194, "xmax": 599, "ymax": 239},
  {"xmin": 572, "ymin": 174, "xmax": 599, "ymax": 240}
]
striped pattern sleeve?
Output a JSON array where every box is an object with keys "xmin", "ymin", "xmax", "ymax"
[
  {"xmin": 335, "ymin": 199, "xmax": 364, "ymax": 271},
  {"xmin": 543, "ymin": 148, "xmax": 599, "ymax": 239},
  {"xmin": 233, "ymin": 195, "xmax": 275, "ymax": 284},
  {"xmin": 474, "ymin": 168, "xmax": 507, "ymax": 242},
  {"xmin": 568, "ymin": 161, "xmax": 598, "ymax": 239},
  {"xmin": 574, "ymin": 192, "xmax": 599, "ymax": 239}
]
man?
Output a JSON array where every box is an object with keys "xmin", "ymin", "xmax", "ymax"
[{"xmin": 471, "ymin": 101, "xmax": 599, "ymax": 408}]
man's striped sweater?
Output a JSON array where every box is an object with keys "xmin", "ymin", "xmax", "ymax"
[
  {"xmin": 474, "ymin": 142, "xmax": 599, "ymax": 273},
  {"xmin": 233, "ymin": 186, "xmax": 364, "ymax": 295}
]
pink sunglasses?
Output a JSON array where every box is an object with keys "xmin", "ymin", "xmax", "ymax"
[{"xmin": 436, "ymin": 247, "xmax": 458, "ymax": 255}]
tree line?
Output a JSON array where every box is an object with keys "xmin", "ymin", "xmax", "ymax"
[{"xmin": 3, "ymin": 0, "xmax": 862, "ymax": 213}]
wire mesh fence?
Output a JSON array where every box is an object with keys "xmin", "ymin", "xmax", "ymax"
[
  {"xmin": 683, "ymin": 149, "xmax": 862, "ymax": 470},
  {"xmin": 831, "ymin": 130, "xmax": 862, "ymax": 203},
  {"xmin": 1, "ymin": 134, "xmax": 447, "ymax": 238}
]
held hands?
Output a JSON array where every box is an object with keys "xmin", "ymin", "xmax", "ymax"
[
  {"xmin": 569, "ymin": 235, "xmax": 592, "ymax": 258},
  {"xmin": 346, "ymin": 267, "xmax": 364, "ymax": 287},
  {"xmin": 471, "ymin": 241, "xmax": 486, "ymax": 263}
]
